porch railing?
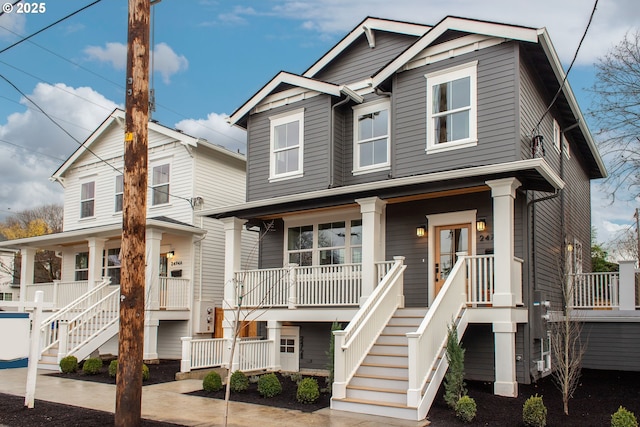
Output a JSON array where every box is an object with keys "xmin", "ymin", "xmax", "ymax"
[
  {"xmin": 158, "ymin": 277, "xmax": 190, "ymax": 309},
  {"xmin": 181, "ymin": 337, "xmax": 226, "ymax": 372},
  {"xmin": 26, "ymin": 280, "xmax": 93, "ymax": 309},
  {"xmin": 465, "ymin": 255, "xmax": 494, "ymax": 305},
  {"xmin": 236, "ymin": 339, "xmax": 274, "ymax": 372},
  {"xmin": 570, "ymin": 272, "xmax": 619, "ymax": 309},
  {"xmin": 180, "ymin": 336, "xmax": 274, "ymax": 373}
]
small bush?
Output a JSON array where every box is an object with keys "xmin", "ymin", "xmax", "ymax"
[
  {"xmin": 523, "ymin": 394, "xmax": 547, "ymax": 427},
  {"xmin": 296, "ymin": 377, "xmax": 320, "ymax": 404},
  {"xmin": 257, "ymin": 373, "xmax": 282, "ymax": 398},
  {"xmin": 82, "ymin": 357, "xmax": 103, "ymax": 375},
  {"xmin": 203, "ymin": 371, "xmax": 223, "ymax": 392},
  {"xmin": 108, "ymin": 360, "xmax": 118, "ymax": 378},
  {"xmin": 612, "ymin": 406, "xmax": 639, "ymax": 427},
  {"xmin": 230, "ymin": 370, "xmax": 249, "ymax": 393},
  {"xmin": 142, "ymin": 363, "xmax": 150, "ymax": 382},
  {"xmin": 455, "ymin": 395, "xmax": 477, "ymax": 423},
  {"xmin": 59, "ymin": 356, "xmax": 78, "ymax": 374}
]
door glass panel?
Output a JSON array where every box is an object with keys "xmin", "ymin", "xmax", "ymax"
[{"xmin": 437, "ymin": 226, "xmax": 469, "ymax": 281}]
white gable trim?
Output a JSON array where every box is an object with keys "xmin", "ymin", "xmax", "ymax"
[
  {"xmin": 303, "ymin": 17, "xmax": 430, "ymax": 78},
  {"xmin": 372, "ymin": 16, "xmax": 538, "ymax": 88}
]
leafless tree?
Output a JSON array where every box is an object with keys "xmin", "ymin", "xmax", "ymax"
[{"xmin": 589, "ymin": 30, "xmax": 640, "ymax": 202}]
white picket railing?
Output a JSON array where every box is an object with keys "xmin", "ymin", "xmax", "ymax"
[
  {"xmin": 407, "ymin": 256, "xmax": 468, "ymax": 416},
  {"xmin": 376, "ymin": 260, "xmax": 395, "ymax": 282},
  {"xmin": 295, "ymin": 263, "xmax": 362, "ymax": 306},
  {"xmin": 159, "ymin": 276, "xmax": 190, "ymax": 309},
  {"xmin": 571, "ymin": 272, "xmax": 619, "ymax": 309},
  {"xmin": 235, "ymin": 266, "xmax": 292, "ymax": 307},
  {"xmin": 181, "ymin": 337, "xmax": 227, "ymax": 372},
  {"xmin": 237, "ymin": 339, "xmax": 274, "ymax": 372},
  {"xmin": 39, "ymin": 279, "xmax": 111, "ymax": 354},
  {"xmin": 58, "ymin": 287, "xmax": 120, "ymax": 361},
  {"xmin": 26, "ymin": 280, "xmax": 92, "ymax": 309},
  {"xmin": 332, "ymin": 257, "xmax": 406, "ymax": 399},
  {"xmin": 465, "ymin": 255, "xmax": 494, "ymax": 305},
  {"xmin": 180, "ymin": 337, "xmax": 275, "ymax": 373}
]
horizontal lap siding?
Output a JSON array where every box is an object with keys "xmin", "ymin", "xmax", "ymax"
[
  {"xmin": 157, "ymin": 320, "xmax": 189, "ymax": 359},
  {"xmin": 581, "ymin": 322, "xmax": 640, "ymax": 371},
  {"xmin": 247, "ymin": 97, "xmax": 330, "ymax": 201},
  {"xmin": 461, "ymin": 324, "xmax": 495, "ymax": 381},
  {"xmin": 194, "ymin": 150, "xmax": 246, "ymax": 210},
  {"xmin": 259, "ymin": 219, "xmax": 284, "ymax": 269},
  {"xmin": 394, "ymin": 43, "xmax": 519, "ymax": 178},
  {"xmin": 297, "ymin": 322, "xmax": 332, "ymax": 371},
  {"xmin": 314, "ymin": 32, "xmax": 418, "ymax": 84}
]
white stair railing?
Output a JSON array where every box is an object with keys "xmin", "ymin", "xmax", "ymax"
[
  {"xmin": 39, "ymin": 279, "xmax": 112, "ymax": 354},
  {"xmin": 57, "ymin": 287, "xmax": 120, "ymax": 362},
  {"xmin": 332, "ymin": 256, "xmax": 406, "ymax": 399},
  {"xmin": 159, "ymin": 277, "xmax": 190, "ymax": 309},
  {"xmin": 406, "ymin": 256, "xmax": 468, "ymax": 418}
]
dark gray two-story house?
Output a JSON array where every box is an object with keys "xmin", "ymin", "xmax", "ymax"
[{"xmin": 201, "ymin": 16, "xmax": 606, "ymax": 420}]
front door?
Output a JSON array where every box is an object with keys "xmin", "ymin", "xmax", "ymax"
[
  {"xmin": 434, "ymin": 224, "xmax": 470, "ymax": 296},
  {"xmin": 280, "ymin": 326, "xmax": 300, "ymax": 372}
]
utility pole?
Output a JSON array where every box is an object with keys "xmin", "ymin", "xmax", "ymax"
[{"xmin": 115, "ymin": 1, "xmax": 150, "ymax": 426}]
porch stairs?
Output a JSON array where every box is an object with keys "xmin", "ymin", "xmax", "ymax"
[
  {"xmin": 331, "ymin": 307, "xmax": 467, "ymax": 420},
  {"xmin": 38, "ymin": 280, "xmax": 120, "ymax": 371}
]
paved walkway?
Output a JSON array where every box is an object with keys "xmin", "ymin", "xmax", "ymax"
[{"xmin": 0, "ymin": 368, "xmax": 430, "ymax": 426}]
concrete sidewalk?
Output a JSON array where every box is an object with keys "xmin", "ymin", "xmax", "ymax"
[{"xmin": 0, "ymin": 368, "xmax": 430, "ymax": 426}]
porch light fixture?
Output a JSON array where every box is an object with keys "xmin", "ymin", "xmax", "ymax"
[
  {"xmin": 166, "ymin": 251, "xmax": 175, "ymax": 259},
  {"xmin": 476, "ymin": 218, "xmax": 486, "ymax": 232},
  {"xmin": 416, "ymin": 226, "xmax": 426, "ymax": 237}
]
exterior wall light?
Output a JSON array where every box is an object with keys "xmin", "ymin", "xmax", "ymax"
[
  {"xmin": 166, "ymin": 251, "xmax": 175, "ymax": 259},
  {"xmin": 476, "ymin": 218, "xmax": 486, "ymax": 232},
  {"xmin": 416, "ymin": 226, "xmax": 426, "ymax": 237}
]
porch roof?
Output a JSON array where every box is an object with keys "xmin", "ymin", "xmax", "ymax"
[
  {"xmin": 0, "ymin": 217, "xmax": 205, "ymax": 251},
  {"xmin": 200, "ymin": 158, "xmax": 563, "ymax": 219}
]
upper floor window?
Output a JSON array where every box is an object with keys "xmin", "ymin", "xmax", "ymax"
[
  {"xmin": 80, "ymin": 181, "xmax": 95, "ymax": 218},
  {"xmin": 553, "ymin": 119, "xmax": 570, "ymax": 158},
  {"xmin": 151, "ymin": 163, "xmax": 170, "ymax": 205},
  {"xmin": 114, "ymin": 175, "xmax": 123, "ymax": 212},
  {"xmin": 270, "ymin": 109, "xmax": 304, "ymax": 181},
  {"xmin": 353, "ymin": 101, "xmax": 390, "ymax": 174},
  {"xmin": 425, "ymin": 61, "xmax": 477, "ymax": 153}
]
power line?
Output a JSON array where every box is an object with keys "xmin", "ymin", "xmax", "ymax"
[
  {"xmin": 0, "ymin": 138, "xmax": 66, "ymax": 161},
  {"xmin": 533, "ymin": 0, "xmax": 599, "ymax": 132},
  {"xmin": 0, "ymin": 1, "xmax": 21, "ymax": 18}
]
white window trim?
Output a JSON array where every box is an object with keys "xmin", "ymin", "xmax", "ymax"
[
  {"xmin": 425, "ymin": 61, "xmax": 478, "ymax": 154},
  {"xmin": 269, "ymin": 108, "xmax": 304, "ymax": 182},
  {"xmin": 553, "ymin": 119, "xmax": 561, "ymax": 152},
  {"xmin": 114, "ymin": 174, "xmax": 123, "ymax": 213},
  {"xmin": 150, "ymin": 161, "xmax": 171, "ymax": 207},
  {"xmin": 80, "ymin": 181, "xmax": 96, "ymax": 219},
  {"xmin": 352, "ymin": 100, "xmax": 391, "ymax": 174}
]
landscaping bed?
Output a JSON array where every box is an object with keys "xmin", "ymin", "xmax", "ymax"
[{"xmin": 47, "ymin": 358, "xmax": 180, "ymax": 386}]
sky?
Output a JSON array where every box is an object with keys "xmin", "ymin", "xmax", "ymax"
[{"xmin": 0, "ymin": 0, "xmax": 638, "ymax": 251}]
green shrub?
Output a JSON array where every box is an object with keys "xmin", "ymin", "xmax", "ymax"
[
  {"xmin": 59, "ymin": 355, "xmax": 78, "ymax": 374},
  {"xmin": 455, "ymin": 395, "xmax": 477, "ymax": 423},
  {"xmin": 142, "ymin": 363, "xmax": 150, "ymax": 382},
  {"xmin": 82, "ymin": 357, "xmax": 103, "ymax": 375},
  {"xmin": 296, "ymin": 377, "xmax": 320, "ymax": 404},
  {"xmin": 108, "ymin": 360, "xmax": 118, "ymax": 378},
  {"xmin": 257, "ymin": 373, "xmax": 282, "ymax": 398},
  {"xmin": 230, "ymin": 370, "xmax": 249, "ymax": 393},
  {"xmin": 444, "ymin": 323, "xmax": 466, "ymax": 409},
  {"xmin": 612, "ymin": 406, "xmax": 638, "ymax": 427},
  {"xmin": 523, "ymin": 394, "xmax": 547, "ymax": 427},
  {"xmin": 289, "ymin": 372, "xmax": 303, "ymax": 384},
  {"xmin": 202, "ymin": 371, "xmax": 223, "ymax": 392}
]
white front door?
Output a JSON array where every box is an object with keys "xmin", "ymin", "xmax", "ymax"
[{"xmin": 280, "ymin": 326, "xmax": 299, "ymax": 372}]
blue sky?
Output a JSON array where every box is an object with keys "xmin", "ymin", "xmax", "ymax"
[{"xmin": 0, "ymin": 0, "xmax": 638, "ymax": 249}]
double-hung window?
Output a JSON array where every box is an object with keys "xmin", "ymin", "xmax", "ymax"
[
  {"xmin": 270, "ymin": 109, "xmax": 304, "ymax": 181},
  {"xmin": 426, "ymin": 61, "xmax": 477, "ymax": 153},
  {"xmin": 151, "ymin": 163, "xmax": 170, "ymax": 205},
  {"xmin": 75, "ymin": 252, "xmax": 89, "ymax": 281},
  {"xmin": 80, "ymin": 181, "xmax": 95, "ymax": 218},
  {"xmin": 114, "ymin": 175, "xmax": 123, "ymax": 212},
  {"xmin": 353, "ymin": 101, "xmax": 390, "ymax": 174}
]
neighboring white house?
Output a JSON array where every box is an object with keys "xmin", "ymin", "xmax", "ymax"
[
  {"xmin": 0, "ymin": 248, "xmax": 18, "ymax": 304},
  {"xmin": 0, "ymin": 108, "xmax": 255, "ymax": 366}
]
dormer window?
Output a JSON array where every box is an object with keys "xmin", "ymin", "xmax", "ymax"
[
  {"xmin": 353, "ymin": 100, "xmax": 390, "ymax": 174},
  {"xmin": 426, "ymin": 61, "xmax": 477, "ymax": 154},
  {"xmin": 269, "ymin": 109, "xmax": 304, "ymax": 181},
  {"xmin": 80, "ymin": 181, "xmax": 95, "ymax": 218}
]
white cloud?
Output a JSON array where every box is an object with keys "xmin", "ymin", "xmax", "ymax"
[
  {"xmin": 0, "ymin": 83, "xmax": 119, "ymax": 214},
  {"xmin": 174, "ymin": 113, "xmax": 246, "ymax": 154},
  {"xmin": 152, "ymin": 42, "xmax": 189, "ymax": 84},
  {"xmin": 84, "ymin": 42, "xmax": 128, "ymax": 69},
  {"xmin": 0, "ymin": 10, "xmax": 26, "ymax": 40}
]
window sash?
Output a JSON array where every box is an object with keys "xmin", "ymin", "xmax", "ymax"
[
  {"xmin": 80, "ymin": 182, "xmax": 95, "ymax": 218},
  {"xmin": 75, "ymin": 252, "xmax": 89, "ymax": 281},
  {"xmin": 354, "ymin": 103, "xmax": 390, "ymax": 172},
  {"xmin": 286, "ymin": 219, "xmax": 361, "ymax": 266},
  {"xmin": 270, "ymin": 110, "xmax": 304, "ymax": 179},
  {"xmin": 115, "ymin": 175, "xmax": 123, "ymax": 212},
  {"xmin": 151, "ymin": 164, "xmax": 170, "ymax": 205}
]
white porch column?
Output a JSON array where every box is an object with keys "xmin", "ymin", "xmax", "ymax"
[
  {"xmin": 19, "ymin": 247, "xmax": 36, "ymax": 311},
  {"xmin": 143, "ymin": 317, "xmax": 159, "ymax": 361},
  {"xmin": 493, "ymin": 321, "xmax": 518, "ymax": 397},
  {"xmin": 267, "ymin": 320, "xmax": 282, "ymax": 371},
  {"xmin": 618, "ymin": 260, "xmax": 636, "ymax": 311},
  {"xmin": 86, "ymin": 237, "xmax": 106, "ymax": 289},
  {"xmin": 221, "ymin": 217, "xmax": 246, "ymax": 310},
  {"xmin": 486, "ymin": 178, "xmax": 522, "ymax": 307},
  {"xmin": 145, "ymin": 229, "xmax": 162, "ymax": 311},
  {"xmin": 356, "ymin": 197, "xmax": 387, "ymax": 304}
]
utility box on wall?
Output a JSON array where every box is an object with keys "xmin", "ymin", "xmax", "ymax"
[{"xmin": 194, "ymin": 300, "xmax": 215, "ymax": 334}]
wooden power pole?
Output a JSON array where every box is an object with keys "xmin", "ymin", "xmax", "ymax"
[{"xmin": 115, "ymin": 1, "xmax": 150, "ymax": 426}]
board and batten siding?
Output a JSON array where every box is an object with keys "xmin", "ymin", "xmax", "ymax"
[
  {"xmin": 314, "ymin": 32, "xmax": 419, "ymax": 85},
  {"xmin": 393, "ymin": 42, "xmax": 520, "ymax": 179},
  {"xmin": 246, "ymin": 96, "xmax": 331, "ymax": 202}
]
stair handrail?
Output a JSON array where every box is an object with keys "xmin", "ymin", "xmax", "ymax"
[
  {"xmin": 40, "ymin": 278, "xmax": 112, "ymax": 354},
  {"xmin": 406, "ymin": 255, "xmax": 469, "ymax": 415},
  {"xmin": 332, "ymin": 256, "xmax": 406, "ymax": 399},
  {"xmin": 58, "ymin": 286, "xmax": 120, "ymax": 359}
]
